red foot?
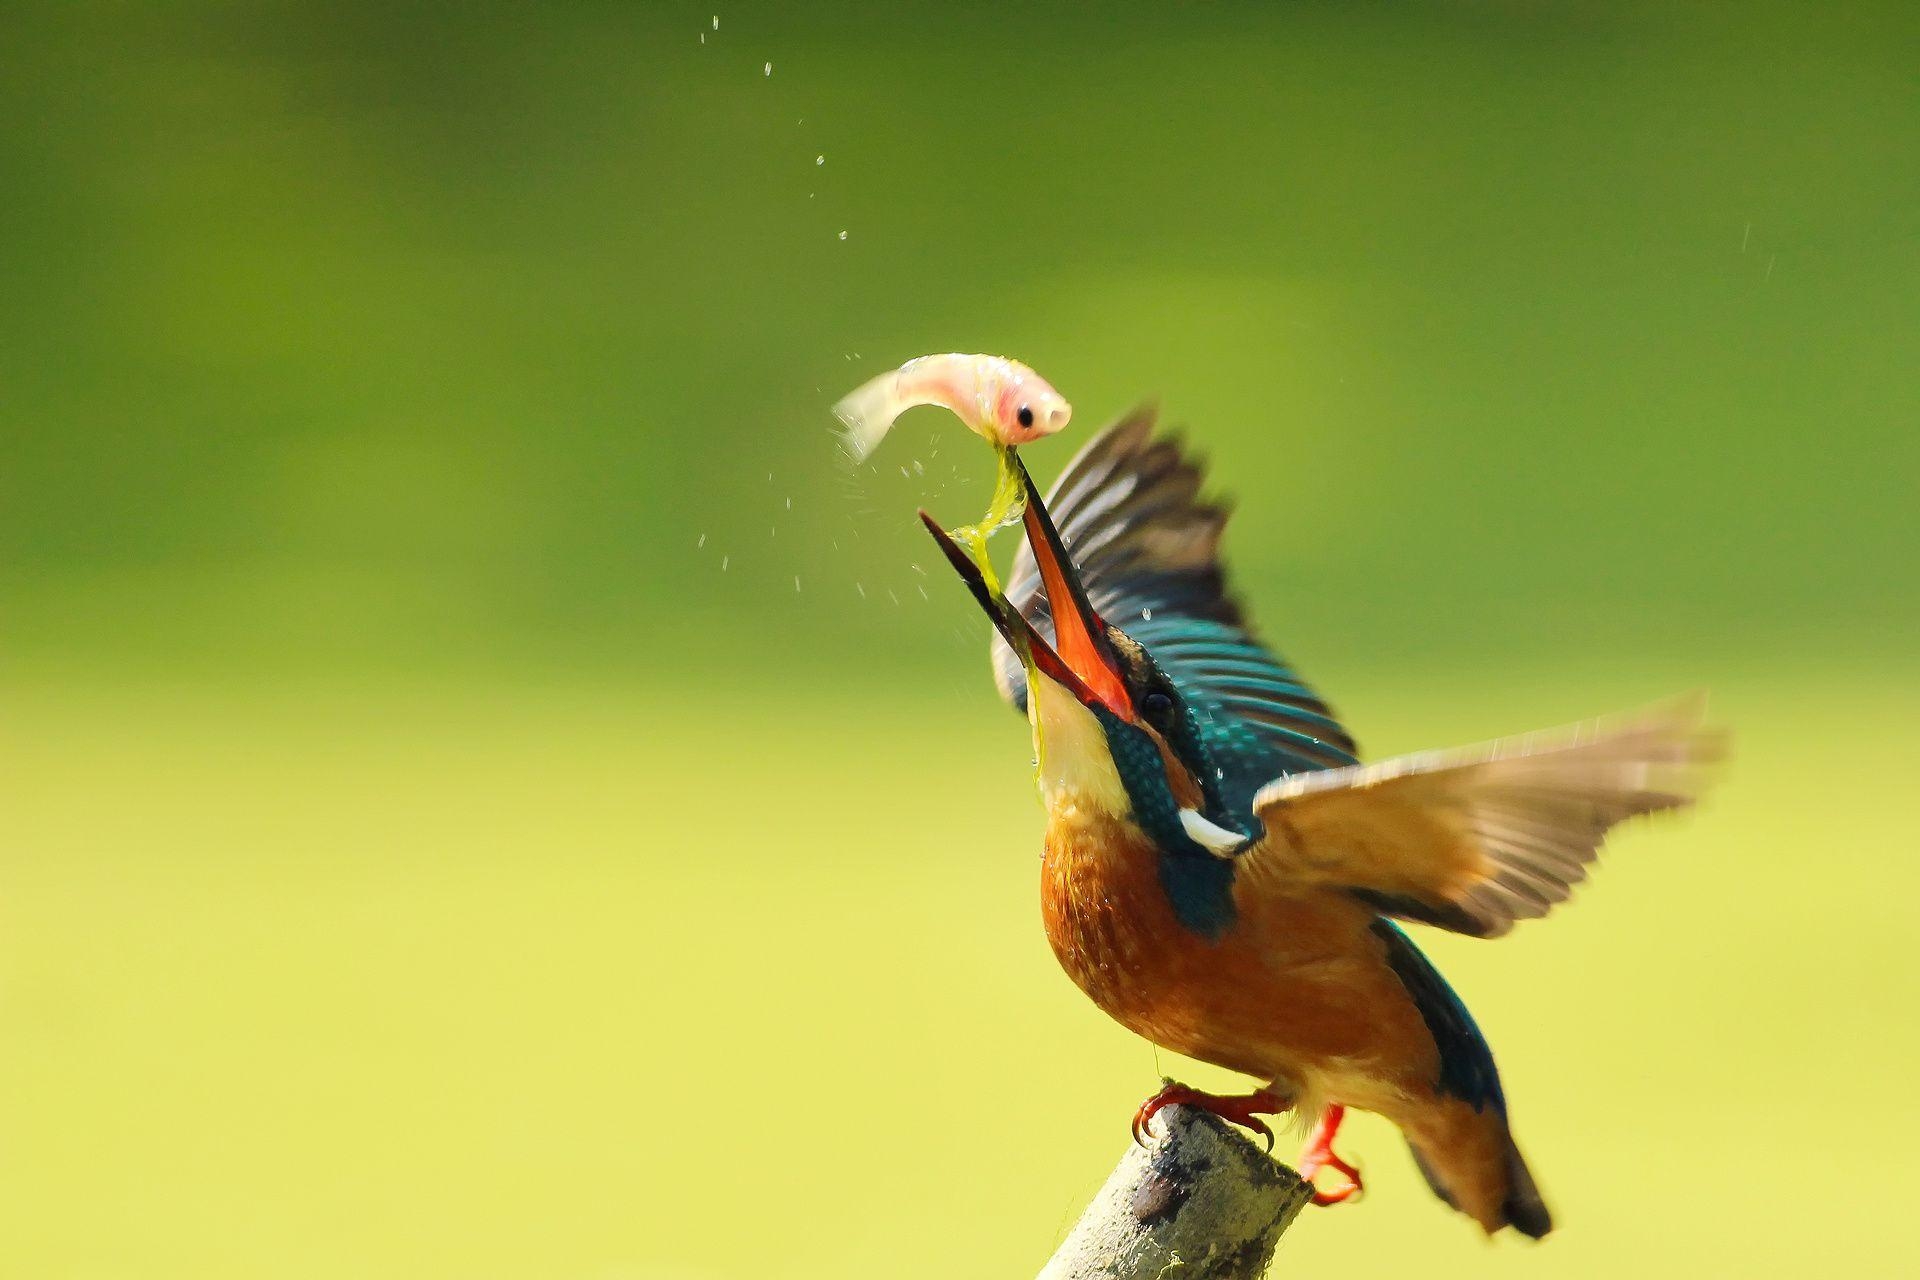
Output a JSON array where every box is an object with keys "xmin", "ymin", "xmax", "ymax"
[
  {"xmin": 1296, "ymin": 1104, "xmax": 1364, "ymax": 1206},
  {"xmin": 1131, "ymin": 1081, "xmax": 1290, "ymax": 1151}
]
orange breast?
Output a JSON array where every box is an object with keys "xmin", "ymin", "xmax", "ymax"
[{"xmin": 1040, "ymin": 797, "xmax": 1439, "ymax": 1097}]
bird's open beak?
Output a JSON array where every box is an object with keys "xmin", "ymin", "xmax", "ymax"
[{"xmin": 918, "ymin": 456, "xmax": 1132, "ymax": 719}]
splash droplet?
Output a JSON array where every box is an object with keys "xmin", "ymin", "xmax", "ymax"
[
  {"xmin": 785, "ymin": 496, "xmax": 792, "ymax": 510},
  {"xmin": 837, "ymin": 230, "xmax": 848, "ymax": 241},
  {"xmin": 712, "ymin": 15, "xmax": 719, "ymax": 30},
  {"xmin": 721, "ymin": 555, "xmax": 730, "ymax": 571},
  {"xmin": 815, "ymin": 155, "xmax": 825, "ymax": 166},
  {"xmin": 856, "ymin": 582, "xmax": 867, "ymax": 599},
  {"xmin": 697, "ymin": 533, "xmax": 707, "ymax": 548},
  {"xmin": 1142, "ymin": 607, "xmax": 1154, "ymax": 621},
  {"xmin": 763, "ymin": 61, "xmax": 772, "ymax": 76},
  {"xmin": 794, "ymin": 575, "xmax": 802, "ymax": 593}
]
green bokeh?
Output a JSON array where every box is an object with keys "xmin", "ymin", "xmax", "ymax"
[
  {"xmin": 4, "ymin": 1, "xmax": 1915, "ymax": 679},
  {"xmin": 1, "ymin": 4, "xmax": 1915, "ymax": 1277}
]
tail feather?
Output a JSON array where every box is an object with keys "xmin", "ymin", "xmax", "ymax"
[
  {"xmin": 1408, "ymin": 1143, "xmax": 1458, "ymax": 1210},
  {"xmin": 1500, "ymin": 1137, "xmax": 1552, "ymax": 1239},
  {"xmin": 1405, "ymin": 1104, "xmax": 1552, "ymax": 1238}
]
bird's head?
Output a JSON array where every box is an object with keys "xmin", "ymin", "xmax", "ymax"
[{"xmin": 921, "ymin": 460, "xmax": 1247, "ymax": 854}]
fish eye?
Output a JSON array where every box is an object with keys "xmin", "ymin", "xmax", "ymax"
[{"xmin": 1016, "ymin": 405, "xmax": 1034, "ymax": 428}]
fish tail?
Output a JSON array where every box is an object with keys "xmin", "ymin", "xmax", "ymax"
[{"xmin": 831, "ymin": 368, "xmax": 908, "ymax": 463}]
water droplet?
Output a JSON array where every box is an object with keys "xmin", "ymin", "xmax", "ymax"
[
  {"xmin": 1142, "ymin": 607, "xmax": 1154, "ymax": 620},
  {"xmin": 912, "ymin": 459, "xmax": 925, "ymax": 475},
  {"xmin": 910, "ymin": 562, "xmax": 926, "ymax": 576},
  {"xmin": 815, "ymin": 155, "xmax": 825, "ymax": 166},
  {"xmin": 785, "ymin": 496, "xmax": 792, "ymax": 510},
  {"xmin": 763, "ymin": 61, "xmax": 772, "ymax": 76},
  {"xmin": 699, "ymin": 32, "xmax": 705, "ymax": 44},
  {"xmin": 887, "ymin": 588, "xmax": 899, "ymax": 605},
  {"xmin": 899, "ymin": 465, "xmax": 910, "ymax": 478},
  {"xmin": 916, "ymin": 584, "xmax": 929, "ymax": 600},
  {"xmin": 837, "ymin": 230, "xmax": 848, "ymax": 241},
  {"xmin": 712, "ymin": 15, "xmax": 719, "ymax": 30},
  {"xmin": 794, "ymin": 575, "xmax": 802, "ymax": 592},
  {"xmin": 697, "ymin": 533, "xmax": 707, "ymax": 548},
  {"xmin": 856, "ymin": 582, "xmax": 867, "ymax": 599},
  {"xmin": 721, "ymin": 555, "xmax": 730, "ymax": 571}
]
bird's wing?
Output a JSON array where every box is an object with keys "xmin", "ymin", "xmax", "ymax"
[
  {"xmin": 1239, "ymin": 697, "xmax": 1722, "ymax": 938},
  {"xmin": 992, "ymin": 409, "xmax": 1359, "ymax": 809}
]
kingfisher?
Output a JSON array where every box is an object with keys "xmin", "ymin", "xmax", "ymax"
[{"xmin": 919, "ymin": 410, "xmax": 1719, "ymax": 1238}]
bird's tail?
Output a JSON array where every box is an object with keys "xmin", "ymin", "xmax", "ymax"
[{"xmin": 1405, "ymin": 1100, "xmax": 1552, "ymax": 1238}]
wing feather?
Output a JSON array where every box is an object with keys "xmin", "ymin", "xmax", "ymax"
[
  {"xmin": 1242, "ymin": 697, "xmax": 1723, "ymax": 937},
  {"xmin": 991, "ymin": 409, "xmax": 1358, "ymax": 805}
]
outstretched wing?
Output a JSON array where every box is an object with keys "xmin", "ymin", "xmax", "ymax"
[
  {"xmin": 1241, "ymin": 698, "xmax": 1722, "ymax": 937},
  {"xmin": 992, "ymin": 410, "xmax": 1359, "ymax": 815}
]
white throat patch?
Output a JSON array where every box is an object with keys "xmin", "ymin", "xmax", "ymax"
[{"xmin": 1029, "ymin": 670, "xmax": 1129, "ymax": 816}]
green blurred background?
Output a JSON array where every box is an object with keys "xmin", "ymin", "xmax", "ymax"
[{"xmin": 3, "ymin": 2, "xmax": 1916, "ymax": 1276}]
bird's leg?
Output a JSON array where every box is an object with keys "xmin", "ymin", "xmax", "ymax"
[
  {"xmin": 1296, "ymin": 1104, "xmax": 1363, "ymax": 1206},
  {"xmin": 1131, "ymin": 1080, "xmax": 1291, "ymax": 1151}
]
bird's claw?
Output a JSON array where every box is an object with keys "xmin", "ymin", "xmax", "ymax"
[
  {"xmin": 1307, "ymin": 1156, "xmax": 1363, "ymax": 1207},
  {"xmin": 1131, "ymin": 1081, "xmax": 1287, "ymax": 1151},
  {"xmin": 1297, "ymin": 1104, "xmax": 1364, "ymax": 1207}
]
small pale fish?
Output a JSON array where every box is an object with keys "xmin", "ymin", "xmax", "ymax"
[{"xmin": 831, "ymin": 353, "xmax": 1072, "ymax": 463}]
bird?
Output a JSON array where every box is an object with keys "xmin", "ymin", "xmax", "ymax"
[{"xmin": 918, "ymin": 409, "xmax": 1720, "ymax": 1238}]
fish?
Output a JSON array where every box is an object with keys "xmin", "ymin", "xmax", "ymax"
[{"xmin": 832, "ymin": 353, "xmax": 1072, "ymax": 463}]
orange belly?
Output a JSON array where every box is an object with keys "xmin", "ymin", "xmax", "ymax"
[{"xmin": 1041, "ymin": 799, "xmax": 1439, "ymax": 1105}]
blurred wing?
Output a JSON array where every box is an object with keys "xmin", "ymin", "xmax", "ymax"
[
  {"xmin": 991, "ymin": 410, "xmax": 1359, "ymax": 806},
  {"xmin": 1241, "ymin": 698, "xmax": 1722, "ymax": 938}
]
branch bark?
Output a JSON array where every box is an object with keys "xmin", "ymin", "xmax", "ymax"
[{"xmin": 1038, "ymin": 1105, "xmax": 1313, "ymax": 1280}]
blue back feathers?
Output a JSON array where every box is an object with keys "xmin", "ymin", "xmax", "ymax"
[{"xmin": 1372, "ymin": 919, "xmax": 1506, "ymax": 1113}]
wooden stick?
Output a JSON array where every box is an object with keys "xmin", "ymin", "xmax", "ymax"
[{"xmin": 1038, "ymin": 1105, "xmax": 1314, "ymax": 1280}]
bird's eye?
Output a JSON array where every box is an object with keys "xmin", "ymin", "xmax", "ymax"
[
  {"xmin": 1016, "ymin": 405, "xmax": 1034, "ymax": 428},
  {"xmin": 1141, "ymin": 691, "xmax": 1173, "ymax": 724}
]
